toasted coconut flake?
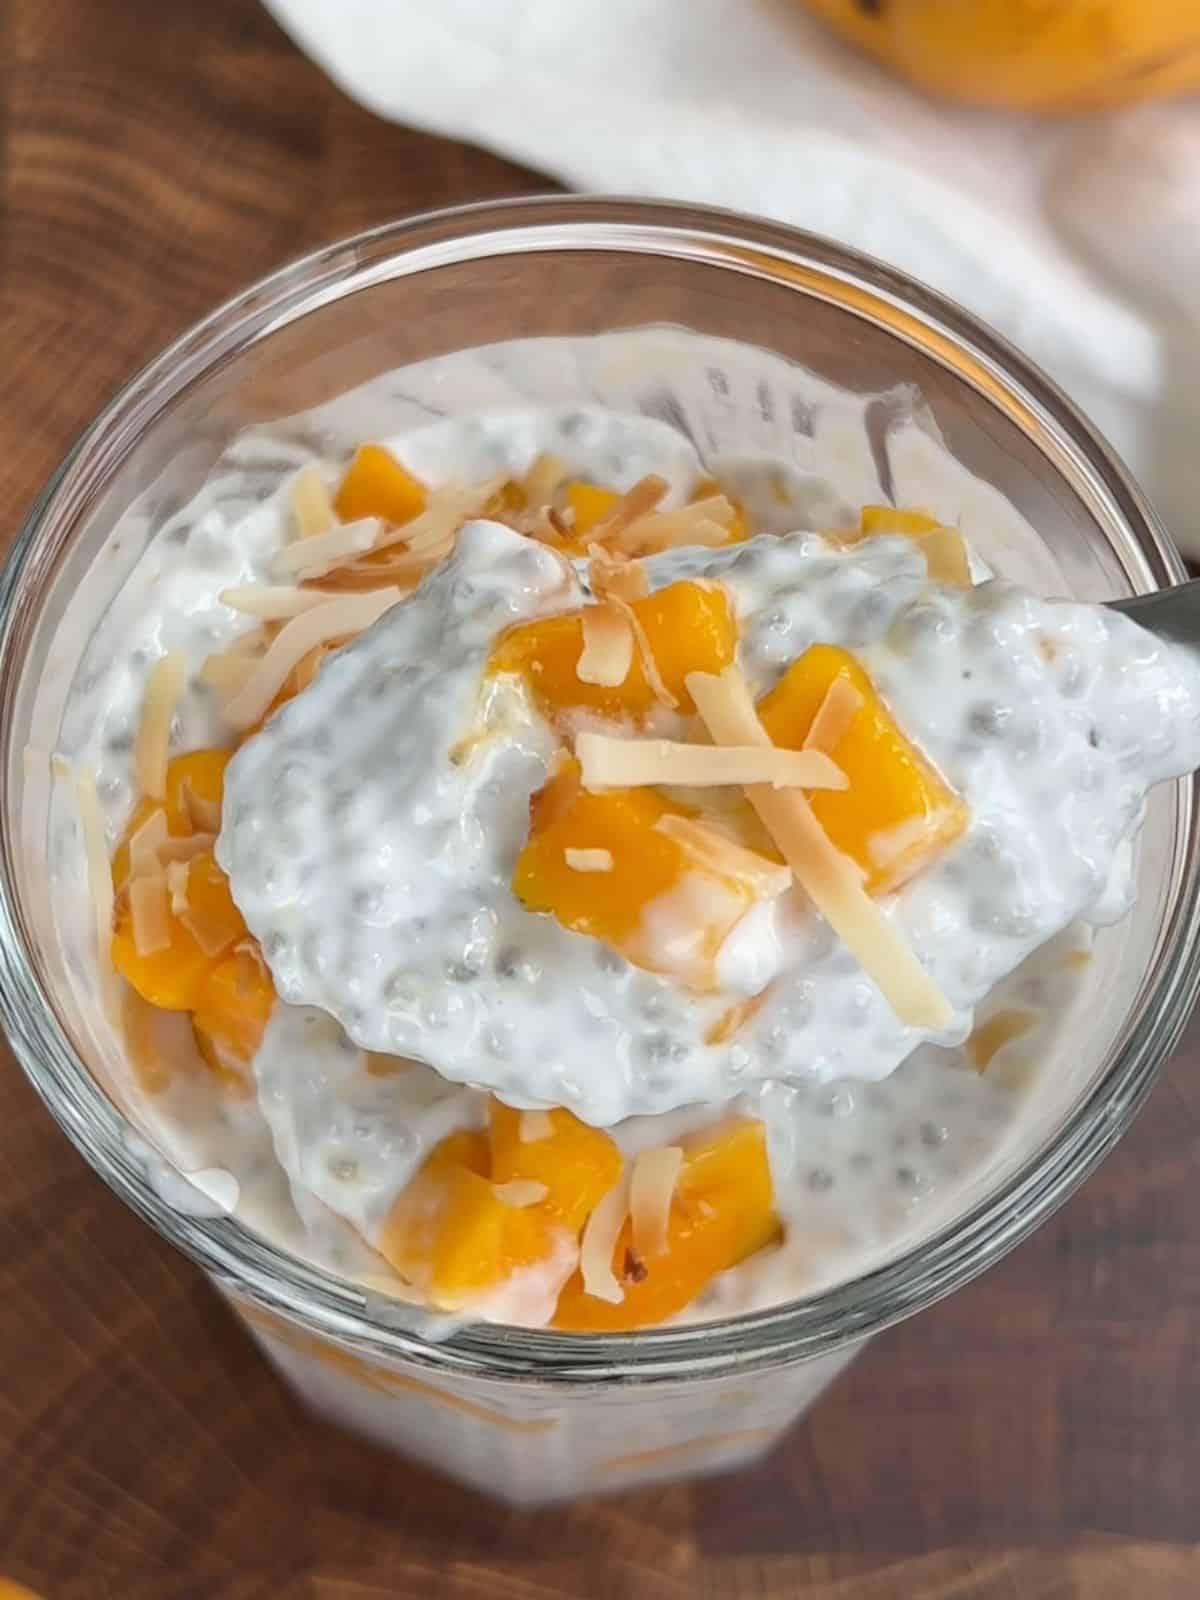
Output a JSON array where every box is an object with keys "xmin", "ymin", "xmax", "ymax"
[
  {"xmin": 705, "ymin": 986, "xmax": 773, "ymax": 1045},
  {"xmin": 297, "ymin": 643, "xmax": 331, "ymax": 694},
  {"xmin": 515, "ymin": 504, "xmax": 567, "ymax": 545},
  {"xmin": 179, "ymin": 780, "xmax": 222, "ymax": 835},
  {"xmin": 157, "ymin": 831, "xmax": 216, "ymax": 866},
  {"xmin": 121, "ymin": 987, "xmax": 174, "ymax": 1095},
  {"xmin": 803, "ymin": 677, "xmax": 863, "ymax": 755},
  {"xmin": 608, "ymin": 596, "xmax": 677, "ymax": 709},
  {"xmin": 967, "ymin": 1007, "xmax": 1039, "ymax": 1072},
  {"xmin": 588, "ymin": 475, "xmax": 669, "ymax": 548},
  {"xmin": 576, "ymin": 732, "xmax": 846, "ymax": 793},
  {"xmin": 373, "ymin": 539, "xmax": 454, "ymax": 573},
  {"xmin": 579, "ymin": 1174, "xmax": 629, "ymax": 1305},
  {"xmin": 316, "ymin": 569, "xmax": 430, "ymax": 597},
  {"xmin": 370, "ymin": 476, "xmax": 507, "ymax": 558},
  {"xmin": 128, "ymin": 807, "xmax": 169, "ymax": 880},
  {"xmin": 492, "ymin": 1179, "xmax": 550, "ymax": 1208},
  {"xmin": 320, "ymin": 545, "xmax": 448, "ymax": 592},
  {"xmin": 866, "ymin": 815, "xmax": 935, "ymax": 873},
  {"xmin": 576, "ymin": 603, "xmax": 634, "ymax": 688},
  {"xmin": 219, "ymin": 584, "xmax": 340, "ymax": 619},
  {"xmin": 129, "ymin": 872, "xmax": 171, "ymax": 956},
  {"xmin": 629, "ymin": 1147, "xmax": 683, "ymax": 1258},
  {"xmin": 686, "ymin": 666, "xmax": 953, "ymax": 1031},
  {"xmin": 290, "ymin": 464, "xmax": 336, "ymax": 541},
  {"xmin": 654, "ymin": 815, "xmax": 791, "ymax": 897},
  {"xmin": 134, "ymin": 652, "xmax": 186, "ymax": 802},
  {"xmin": 222, "ymin": 590, "xmax": 402, "ymax": 731},
  {"xmin": 619, "ymin": 495, "xmax": 737, "ymax": 555},
  {"xmin": 521, "ymin": 453, "xmax": 570, "ymax": 509},
  {"xmin": 201, "ymin": 630, "xmax": 270, "ymax": 694},
  {"xmin": 918, "ymin": 527, "xmax": 972, "ymax": 588},
  {"xmin": 564, "ymin": 847, "xmax": 614, "ymax": 873},
  {"xmin": 74, "ymin": 767, "xmax": 115, "ymax": 983},
  {"xmin": 519, "ymin": 1110, "xmax": 554, "ymax": 1142},
  {"xmin": 179, "ymin": 903, "xmax": 234, "ymax": 959},
  {"xmin": 271, "ymin": 518, "xmax": 381, "ymax": 582},
  {"xmin": 588, "ymin": 545, "xmax": 649, "ymax": 603},
  {"xmin": 165, "ymin": 859, "xmax": 190, "ymax": 917}
]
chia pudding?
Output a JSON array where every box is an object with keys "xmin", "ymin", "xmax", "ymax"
[{"xmin": 53, "ymin": 392, "xmax": 1200, "ymax": 1330}]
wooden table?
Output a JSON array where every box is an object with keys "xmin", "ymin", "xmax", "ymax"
[{"xmin": 3, "ymin": 2, "xmax": 1199, "ymax": 1594}]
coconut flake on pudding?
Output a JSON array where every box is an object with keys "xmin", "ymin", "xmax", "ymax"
[{"xmin": 217, "ymin": 515, "xmax": 1200, "ymax": 1127}]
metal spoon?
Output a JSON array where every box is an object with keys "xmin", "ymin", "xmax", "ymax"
[{"xmin": 1109, "ymin": 578, "xmax": 1200, "ymax": 649}]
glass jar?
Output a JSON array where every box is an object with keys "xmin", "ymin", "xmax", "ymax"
[{"xmin": 2, "ymin": 198, "xmax": 1198, "ymax": 1506}]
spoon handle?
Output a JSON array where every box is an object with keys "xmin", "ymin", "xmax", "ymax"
[{"xmin": 1109, "ymin": 578, "xmax": 1200, "ymax": 650}]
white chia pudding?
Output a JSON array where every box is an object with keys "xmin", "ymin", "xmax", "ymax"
[{"xmin": 51, "ymin": 359, "xmax": 1200, "ymax": 1329}]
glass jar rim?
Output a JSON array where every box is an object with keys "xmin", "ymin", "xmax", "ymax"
[{"xmin": 3, "ymin": 194, "xmax": 1199, "ymax": 1384}]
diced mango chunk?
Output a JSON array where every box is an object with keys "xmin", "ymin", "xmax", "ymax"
[
  {"xmin": 164, "ymin": 748, "xmax": 231, "ymax": 835},
  {"xmin": 111, "ymin": 847, "xmax": 246, "ymax": 1012},
  {"xmin": 110, "ymin": 749, "xmax": 250, "ymax": 1017},
  {"xmin": 757, "ymin": 644, "xmax": 967, "ymax": 893},
  {"xmin": 112, "ymin": 896, "xmax": 217, "ymax": 1012},
  {"xmin": 240, "ymin": 641, "xmax": 335, "ymax": 745},
  {"xmin": 181, "ymin": 850, "xmax": 248, "ymax": 954},
  {"xmin": 553, "ymin": 1120, "xmax": 779, "ymax": 1331},
  {"xmin": 689, "ymin": 475, "xmax": 749, "ymax": 545},
  {"xmin": 484, "ymin": 479, "xmax": 528, "ymax": 521},
  {"xmin": 334, "ymin": 444, "xmax": 426, "ymax": 527},
  {"xmin": 565, "ymin": 480, "xmax": 621, "ymax": 538},
  {"xmin": 378, "ymin": 1130, "xmax": 561, "ymax": 1309},
  {"xmin": 489, "ymin": 1100, "xmax": 623, "ymax": 1235},
  {"xmin": 515, "ymin": 760, "xmax": 691, "ymax": 943},
  {"xmin": 193, "ymin": 945, "xmax": 276, "ymax": 1081},
  {"xmin": 112, "ymin": 750, "xmax": 233, "ymax": 888},
  {"xmin": 490, "ymin": 579, "xmax": 736, "ymax": 724},
  {"xmin": 856, "ymin": 506, "xmax": 970, "ymax": 587},
  {"xmin": 514, "ymin": 760, "xmax": 768, "ymax": 989},
  {"xmin": 858, "ymin": 504, "xmax": 942, "ymax": 538},
  {"xmin": 110, "ymin": 796, "xmax": 160, "ymax": 892}
]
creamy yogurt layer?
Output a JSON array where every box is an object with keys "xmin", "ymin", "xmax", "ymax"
[
  {"xmin": 219, "ymin": 519, "xmax": 1200, "ymax": 1126},
  {"xmin": 56, "ymin": 357, "xmax": 1200, "ymax": 1334}
]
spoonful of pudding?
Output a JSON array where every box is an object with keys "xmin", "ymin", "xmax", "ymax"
[{"xmin": 214, "ymin": 518, "xmax": 1200, "ymax": 1127}]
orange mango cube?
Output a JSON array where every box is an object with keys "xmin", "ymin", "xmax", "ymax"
[
  {"xmin": 513, "ymin": 760, "xmax": 768, "ymax": 990},
  {"xmin": 378, "ymin": 1130, "xmax": 561, "ymax": 1310},
  {"xmin": 112, "ymin": 749, "xmax": 232, "ymax": 888},
  {"xmin": 181, "ymin": 851, "xmax": 248, "ymax": 954},
  {"xmin": 757, "ymin": 644, "xmax": 967, "ymax": 893},
  {"xmin": 111, "ymin": 849, "xmax": 246, "ymax": 1012},
  {"xmin": 689, "ymin": 475, "xmax": 750, "ymax": 545},
  {"xmin": 112, "ymin": 895, "xmax": 217, "ymax": 1012},
  {"xmin": 489, "ymin": 1100, "xmax": 623, "ymax": 1235},
  {"xmin": 334, "ymin": 444, "xmax": 426, "ymax": 527},
  {"xmin": 515, "ymin": 760, "xmax": 694, "ymax": 946},
  {"xmin": 192, "ymin": 945, "xmax": 276, "ymax": 1081},
  {"xmin": 553, "ymin": 1120, "xmax": 779, "ymax": 1331},
  {"xmin": 564, "ymin": 480, "xmax": 621, "ymax": 538},
  {"xmin": 164, "ymin": 747, "xmax": 231, "ymax": 834},
  {"xmin": 855, "ymin": 506, "xmax": 970, "ymax": 586},
  {"xmin": 484, "ymin": 479, "xmax": 528, "ymax": 522},
  {"xmin": 857, "ymin": 504, "xmax": 942, "ymax": 538},
  {"xmin": 490, "ymin": 579, "xmax": 736, "ymax": 725}
]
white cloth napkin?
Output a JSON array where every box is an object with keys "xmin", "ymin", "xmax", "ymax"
[{"xmin": 265, "ymin": 0, "xmax": 1200, "ymax": 556}]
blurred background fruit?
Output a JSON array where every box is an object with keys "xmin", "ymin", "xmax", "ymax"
[{"xmin": 797, "ymin": 0, "xmax": 1200, "ymax": 111}]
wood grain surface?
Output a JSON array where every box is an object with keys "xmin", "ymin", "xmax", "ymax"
[{"xmin": 2, "ymin": 1, "xmax": 1199, "ymax": 1594}]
